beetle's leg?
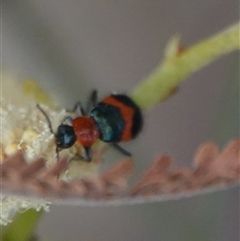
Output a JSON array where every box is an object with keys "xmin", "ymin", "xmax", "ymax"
[
  {"xmin": 70, "ymin": 90, "xmax": 98, "ymax": 116},
  {"xmin": 86, "ymin": 90, "xmax": 98, "ymax": 114},
  {"xmin": 111, "ymin": 143, "xmax": 132, "ymax": 157},
  {"xmin": 70, "ymin": 147, "xmax": 92, "ymax": 162},
  {"xmin": 91, "ymin": 90, "xmax": 98, "ymax": 107},
  {"xmin": 84, "ymin": 146, "xmax": 92, "ymax": 162},
  {"xmin": 70, "ymin": 101, "xmax": 85, "ymax": 116}
]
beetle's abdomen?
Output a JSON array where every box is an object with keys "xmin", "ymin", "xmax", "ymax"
[{"xmin": 90, "ymin": 94, "xmax": 143, "ymax": 142}]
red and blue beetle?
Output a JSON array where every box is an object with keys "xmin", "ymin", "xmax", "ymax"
[{"xmin": 37, "ymin": 90, "xmax": 143, "ymax": 161}]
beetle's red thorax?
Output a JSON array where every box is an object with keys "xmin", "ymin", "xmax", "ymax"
[{"xmin": 72, "ymin": 116, "xmax": 100, "ymax": 147}]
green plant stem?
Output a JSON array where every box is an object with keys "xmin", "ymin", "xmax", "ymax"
[
  {"xmin": 131, "ymin": 22, "xmax": 240, "ymax": 110},
  {"xmin": 1, "ymin": 209, "xmax": 43, "ymax": 241}
]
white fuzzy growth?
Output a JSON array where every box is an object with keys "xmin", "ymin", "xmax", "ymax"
[
  {"xmin": 0, "ymin": 100, "xmax": 67, "ymax": 163},
  {"xmin": 0, "ymin": 75, "xmax": 103, "ymax": 220}
]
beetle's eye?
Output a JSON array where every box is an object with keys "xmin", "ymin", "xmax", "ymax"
[{"xmin": 55, "ymin": 124, "xmax": 76, "ymax": 149}]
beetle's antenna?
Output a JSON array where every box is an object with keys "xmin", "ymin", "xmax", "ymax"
[
  {"xmin": 37, "ymin": 104, "xmax": 61, "ymax": 161},
  {"xmin": 37, "ymin": 104, "xmax": 54, "ymax": 134}
]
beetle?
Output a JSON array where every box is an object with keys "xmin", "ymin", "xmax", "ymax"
[{"xmin": 37, "ymin": 90, "xmax": 143, "ymax": 161}]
